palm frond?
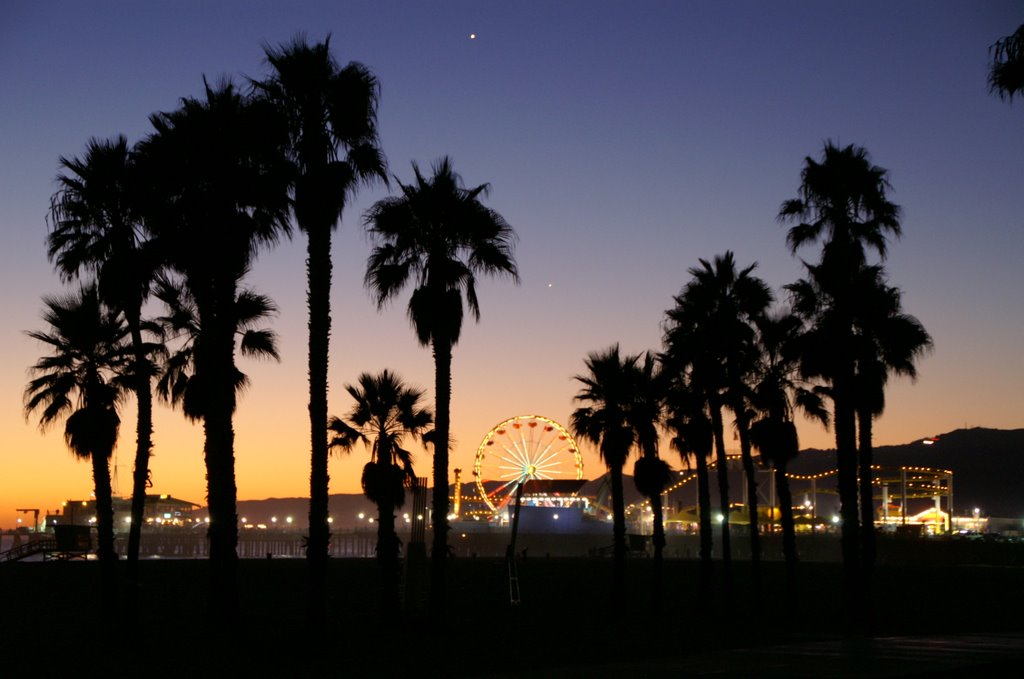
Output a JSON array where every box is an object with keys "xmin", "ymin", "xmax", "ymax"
[
  {"xmin": 364, "ymin": 158, "xmax": 518, "ymax": 349},
  {"xmin": 989, "ymin": 24, "xmax": 1024, "ymax": 101},
  {"xmin": 239, "ymin": 329, "xmax": 279, "ymax": 360}
]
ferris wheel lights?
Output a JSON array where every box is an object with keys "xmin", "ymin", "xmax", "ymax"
[{"xmin": 475, "ymin": 415, "xmax": 584, "ymax": 512}]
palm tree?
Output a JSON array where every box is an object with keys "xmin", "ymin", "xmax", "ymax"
[
  {"xmin": 663, "ymin": 373, "xmax": 715, "ymax": 603},
  {"xmin": 135, "ymin": 79, "xmax": 292, "ymax": 620},
  {"xmin": 364, "ymin": 157, "xmax": 518, "ymax": 613},
  {"xmin": 328, "ymin": 370, "xmax": 432, "ymax": 614},
  {"xmin": 153, "ymin": 277, "xmax": 282, "ymax": 420},
  {"xmin": 46, "ymin": 135, "xmax": 163, "ymax": 611},
  {"xmin": 850, "ymin": 268, "xmax": 932, "ymax": 576},
  {"xmin": 627, "ymin": 352, "xmax": 671, "ymax": 613},
  {"xmin": 663, "ymin": 251, "xmax": 771, "ymax": 603},
  {"xmin": 24, "ymin": 285, "xmax": 129, "ymax": 618},
  {"xmin": 779, "ymin": 141, "xmax": 902, "ymax": 633},
  {"xmin": 256, "ymin": 36, "xmax": 387, "ymax": 622},
  {"xmin": 780, "ymin": 142, "xmax": 901, "ymax": 264},
  {"xmin": 748, "ymin": 311, "xmax": 828, "ymax": 604},
  {"xmin": 989, "ymin": 24, "xmax": 1024, "ymax": 102},
  {"xmin": 571, "ymin": 345, "xmax": 640, "ymax": 614},
  {"xmin": 723, "ymin": 314, "xmax": 772, "ymax": 604}
]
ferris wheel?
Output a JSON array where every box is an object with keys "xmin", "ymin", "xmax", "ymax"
[{"xmin": 473, "ymin": 414, "xmax": 584, "ymax": 512}]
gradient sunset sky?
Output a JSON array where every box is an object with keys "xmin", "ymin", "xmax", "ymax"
[{"xmin": 1, "ymin": 2, "xmax": 1021, "ymax": 529}]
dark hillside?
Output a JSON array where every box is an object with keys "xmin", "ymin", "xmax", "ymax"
[{"xmin": 788, "ymin": 427, "xmax": 1024, "ymax": 516}]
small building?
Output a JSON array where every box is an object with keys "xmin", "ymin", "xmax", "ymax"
[{"xmin": 47, "ymin": 494, "xmax": 202, "ymax": 531}]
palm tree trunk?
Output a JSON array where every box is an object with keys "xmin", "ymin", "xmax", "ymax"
[
  {"xmin": 306, "ymin": 223, "xmax": 332, "ymax": 625},
  {"xmin": 776, "ymin": 460, "xmax": 797, "ymax": 609},
  {"xmin": 833, "ymin": 367, "xmax": 862, "ymax": 634},
  {"xmin": 204, "ymin": 401, "xmax": 239, "ymax": 622},
  {"xmin": 377, "ymin": 494, "xmax": 400, "ymax": 615},
  {"xmin": 737, "ymin": 414, "xmax": 761, "ymax": 602},
  {"xmin": 709, "ymin": 400, "xmax": 733, "ymax": 602},
  {"xmin": 203, "ymin": 316, "xmax": 239, "ymax": 623},
  {"xmin": 649, "ymin": 489, "xmax": 665, "ymax": 615},
  {"xmin": 695, "ymin": 450, "xmax": 714, "ymax": 604},
  {"xmin": 429, "ymin": 336, "xmax": 453, "ymax": 615},
  {"xmin": 857, "ymin": 404, "xmax": 876, "ymax": 631},
  {"xmin": 610, "ymin": 463, "xmax": 627, "ymax": 614},
  {"xmin": 125, "ymin": 311, "xmax": 153, "ymax": 619},
  {"xmin": 91, "ymin": 447, "xmax": 117, "ymax": 620},
  {"xmin": 92, "ymin": 450, "xmax": 118, "ymax": 562}
]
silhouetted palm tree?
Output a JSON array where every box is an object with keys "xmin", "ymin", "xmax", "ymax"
[
  {"xmin": 663, "ymin": 251, "xmax": 771, "ymax": 603},
  {"xmin": 153, "ymin": 277, "xmax": 282, "ymax": 418},
  {"xmin": 364, "ymin": 157, "xmax": 518, "ymax": 613},
  {"xmin": 571, "ymin": 344, "xmax": 640, "ymax": 614},
  {"xmin": 779, "ymin": 141, "xmax": 902, "ymax": 632},
  {"xmin": 750, "ymin": 419, "xmax": 798, "ymax": 591},
  {"xmin": 780, "ymin": 143, "xmax": 901, "ymax": 264},
  {"xmin": 24, "ymin": 285, "xmax": 129, "ymax": 618},
  {"xmin": 663, "ymin": 374, "xmax": 715, "ymax": 602},
  {"xmin": 47, "ymin": 135, "xmax": 163, "ymax": 611},
  {"xmin": 136, "ymin": 79, "xmax": 291, "ymax": 619},
  {"xmin": 628, "ymin": 352, "xmax": 670, "ymax": 613},
  {"xmin": 723, "ymin": 299, "xmax": 772, "ymax": 603},
  {"xmin": 989, "ymin": 24, "xmax": 1024, "ymax": 102},
  {"xmin": 849, "ymin": 267, "xmax": 932, "ymax": 576},
  {"xmin": 257, "ymin": 36, "xmax": 387, "ymax": 622},
  {"xmin": 328, "ymin": 370, "xmax": 432, "ymax": 614},
  {"xmin": 748, "ymin": 311, "xmax": 828, "ymax": 603}
]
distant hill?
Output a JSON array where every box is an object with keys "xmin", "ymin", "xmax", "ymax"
[
  {"xmin": 787, "ymin": 427, "xmax": 1024, "ymax": 517},
  {"xmin": 236, "ymin": 494, "xmax": 377, "ymax": 531}
]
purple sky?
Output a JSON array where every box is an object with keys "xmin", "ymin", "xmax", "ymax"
[{"xmin": 1, "ymin": 2, "xmax": 1021, "ymax": 527}]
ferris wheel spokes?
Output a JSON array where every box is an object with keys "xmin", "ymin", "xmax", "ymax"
[{"xmin": 474, "ymin": 415, "xmax": 585, "ymax": 512}]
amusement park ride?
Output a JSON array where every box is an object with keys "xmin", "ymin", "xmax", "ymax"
[
  {"xmin": 464, "ymin": 414, "xmax": 958, "ymax": 537},
  {"xmin": 464, "ymin": 414, "xmax": 591, "ymax": 604},
  {"xmin": 471, "ymin": 414, "xmax": 586, "ymax": 516}
]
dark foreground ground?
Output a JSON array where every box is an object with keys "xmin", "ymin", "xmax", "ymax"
[{"xmin": 1, "ymin": 554, "xmax": 1022, "ymax": 677}]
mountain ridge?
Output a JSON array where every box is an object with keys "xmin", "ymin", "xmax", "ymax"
[{"xmin": 787, "ymin": 427, "xmax": 1024, "ymax": 516}]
